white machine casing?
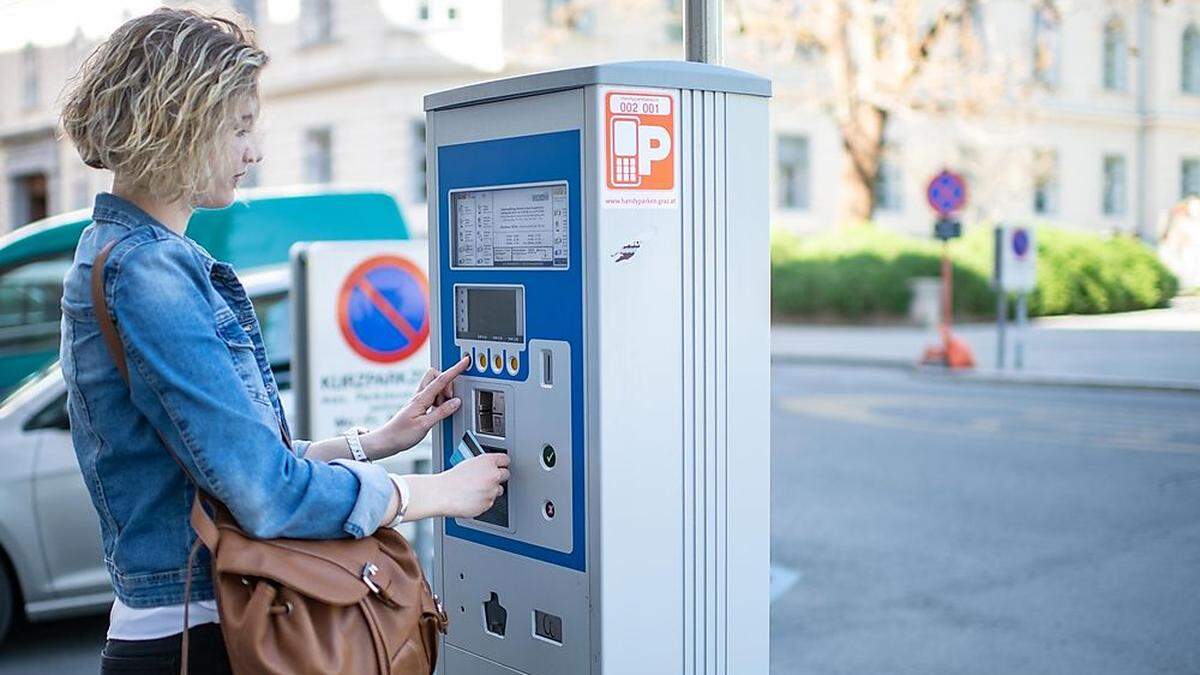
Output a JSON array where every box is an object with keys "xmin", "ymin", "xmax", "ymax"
[{"xmin": 425, "ymin": 61, "xmax": 771, "ymax": 674}]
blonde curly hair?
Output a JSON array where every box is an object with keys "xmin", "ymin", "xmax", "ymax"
[{"xmin": 60, "ymin": 8, "xmax": 268, "ymax": 204}]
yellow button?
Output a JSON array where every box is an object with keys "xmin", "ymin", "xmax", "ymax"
[
  {"xmin": 493, "ymin": 354, "xmax": 503, "ymax": 370},
  {"xmin": 509, "ymin": 355, "xmax": 519, "ymax": 371},
  {"xmin": 477, "ymin": 353, "xmax": 488, "ymax": 370}
]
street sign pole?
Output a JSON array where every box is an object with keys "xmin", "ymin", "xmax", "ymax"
[
  {"xmin": 1015, "ymin": 291, "xmax": 1028, "ymax": 370},
  {"xmin": 996, "ymin": 289, "xmax": 1007, "ymax": 370},
  {"xmin": 920, "ymin": 169, "xmax": 975, "ymax": 369}
]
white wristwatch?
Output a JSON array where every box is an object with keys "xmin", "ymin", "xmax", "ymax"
[
  {"xmin": 341, "ymin": 426, "xmax": 371, "ymax": 463},
  {"xmin": 386, "ymin": 473, "xmax": 411, "ymax": 528}
]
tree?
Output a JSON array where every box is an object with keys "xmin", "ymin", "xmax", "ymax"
[
  {"xmin": 729, "ymin": 0, "xmax": 1014, "ymax": 224},
  {"xmin": 539, "ymin": 0, "xmax": 1068, "ymax": 224}
]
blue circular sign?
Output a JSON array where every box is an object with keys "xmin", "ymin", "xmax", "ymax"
[
  {"xmin": 926, "ymin": 170, "xmax": 968, "ymax": 215},
  {"xmin": 1012, "ymin": 228, "xmax": 1030, "ymax": 257},
  {"xmin": 337, "ymin": 256, "xmax": 430, "ymax": 364}
]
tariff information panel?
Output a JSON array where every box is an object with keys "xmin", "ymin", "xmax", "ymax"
[{"xmin": 451, "ymin": 182, "xmax": 568, "ymax": 268}]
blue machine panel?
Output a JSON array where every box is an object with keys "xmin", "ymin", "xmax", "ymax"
[{"xmin": 437, "ymin": 130, "xmax": 586, "ymax": 572}]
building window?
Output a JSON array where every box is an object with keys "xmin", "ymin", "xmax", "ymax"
[
  {"xmin": 304, "ymin": 127, "xmax": 333, "ymax": 184},
  {"xmin": 21, "ymin": 44, "xmax": 38, "ymax": 109},
  {"xmin": 1032, "ymin": 4, "xmax": 1061, "ymax": 87},
  {"xmin": 1032, "ymin": 148, "xmax": 1059, "ymax": 215},
  {"xmin": 1102, "ymin": 154, "xmax": 1126, "ymax": 216},
  {"xmin": 1102, "ymin": 18, "xmax": 1127, "ymax": 92},
  {"xmin": 233, "ymin": 0, "xmax": 257, "ymax": 25},
  {"xmin": 300, "ymin": 0, "xmax": 333, "ymax": 45},
  {"xmin": 874, "ymin": 149, "xmax": 904, "ymax": 212},
  {"xmin": 1182, "ymin": 158, "xmax": 1200, "ymax": 199},
  {"xmin": 1183, "ymin": 25, "xmax": 1200, "ymax": 94},
  {"xmin": 776, "ymin": 135, "xmax": 810, "ymax": 210},
  {"xmin": 10, "ymin": 173, "xmax": 49, "ymax": 228},
  {"xmin": 545, "ymin": 0, "xmax": 595, "ymax": 34},
  {"xmin": 412, "ymin": 119, "xmax": 427, "ymax": 203}
]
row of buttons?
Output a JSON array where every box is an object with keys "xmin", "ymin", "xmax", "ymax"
[{"xmin": 464, "ymin": 347, "xmax": 520, "ymax": 376}]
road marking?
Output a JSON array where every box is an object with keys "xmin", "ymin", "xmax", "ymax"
[{"xmin": 779, "ymin": 393, "xmax": 1200, "ymax": 456}]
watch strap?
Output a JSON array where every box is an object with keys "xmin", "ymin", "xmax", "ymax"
[{"xmin": 342, "ymin": 426, "xmax": 370, "ymax": 463}]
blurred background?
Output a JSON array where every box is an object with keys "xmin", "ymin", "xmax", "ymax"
[{"xmin": 0, "ymin": 1, "xmax": 1197, "ymax": 673}]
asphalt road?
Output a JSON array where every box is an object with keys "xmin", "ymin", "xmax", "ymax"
[
  {"xmin": 771, "ymin": 365, "xmax": 1200, "ymax": 674},
  {"xmin": 2, "ymin": 364, "xmax": 1198, "ymax": 673}
]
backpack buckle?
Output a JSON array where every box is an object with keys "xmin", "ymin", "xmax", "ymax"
[{"xmin": 361, "ymin": 562, "xmax": 382, "ymax": 594}]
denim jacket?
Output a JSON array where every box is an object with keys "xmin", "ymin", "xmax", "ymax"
[{"xmin": 59, "ymin": 193, "xmax": 393, "ymax": 608}]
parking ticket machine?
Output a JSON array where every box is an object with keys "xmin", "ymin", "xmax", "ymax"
[{"xmin": 425, "ymin": 61, "xmax": 772, "ymax": 674}]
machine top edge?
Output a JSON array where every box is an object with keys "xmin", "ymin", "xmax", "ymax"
[{"xmin": 423, "ymin": 59, "xmax": 773, "ymax": 112}]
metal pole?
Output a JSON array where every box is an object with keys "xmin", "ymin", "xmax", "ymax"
[
  {"xmin": 996, "ymin": 291, "xmax": 1006, "ymax": 370},
  {"xmin": 1015, "ymin": 291, "xmax": 1027, "ymax": 370},
  {"xmin": 994, "ymin": 225, "xmax": 1005, "ymax": 369},
  {"xmin": 685, "ymin": 0, "xmax": 723, "ymax": 64}
]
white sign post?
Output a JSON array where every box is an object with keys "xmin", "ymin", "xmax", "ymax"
[
  {"xmin": 993, "ymin": 225, "xmax": 1038, "ymax": 370},
  {"xmin": 290, "ymin": 240, "xmax": 434, "ymax": 550}
]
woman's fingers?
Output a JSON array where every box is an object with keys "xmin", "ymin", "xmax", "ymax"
[
  {"xmin": 419, "ymin": 397, "xmax": 461, "ymax": 429},
  {"xmin": 417, "ymin": 367, "xmax": 437, "ymax": 391},
  {"xmin": 414, "ymin": 356, "xmax": 471, "ymax": 408}
]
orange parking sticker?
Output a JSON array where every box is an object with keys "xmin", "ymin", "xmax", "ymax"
[{"xmin": 601, "ymin": 88, "xmax": 678, "ymax": 208}]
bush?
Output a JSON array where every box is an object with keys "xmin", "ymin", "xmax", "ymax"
[{"xmin": 771, "ymin": 224, "xmax": 1178, "ymax": 321}]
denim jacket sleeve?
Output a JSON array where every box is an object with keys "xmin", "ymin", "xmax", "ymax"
[{"xmin": 105, "ymin": 237, "xmax": 392, "ymax": 540}]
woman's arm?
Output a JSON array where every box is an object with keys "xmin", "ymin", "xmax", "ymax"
[
  {"xmin": 302, "ymin": 358, "xmax": 470, "ymax": 463},
  {"xmin": 108, "ymin": 237, "xmax": 393, "ymax": 540}
]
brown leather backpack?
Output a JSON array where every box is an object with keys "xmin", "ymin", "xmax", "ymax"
[{"xmin": 91, "ymin": 240, "xmax": 447, "ymax": 674}]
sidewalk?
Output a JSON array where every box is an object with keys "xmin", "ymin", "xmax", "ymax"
[{"xmin": 771, "ymin": 297, "xmax": 1200, "ymax": 392}]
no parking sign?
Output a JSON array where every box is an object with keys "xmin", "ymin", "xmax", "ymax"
[
  {"xmin": 994, "ymin": 225, "xmax": 1038, "ymax": 293},
  {"xmin": 291, "ymin": 241, "xmax": 431, "ymax": 444},
  {"xmin": 337, "ymin": 255, "xmax": 429, "ymax": 364}
]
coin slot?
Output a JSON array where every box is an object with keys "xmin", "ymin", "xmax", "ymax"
[{"xmin": 541, "ymin": 349, "xmax": 553, "ymax": 387}]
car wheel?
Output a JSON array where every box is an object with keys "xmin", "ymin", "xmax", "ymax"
[{"xmin": 0, "ymin": 562, "xmax": 12, "ymax": 644}]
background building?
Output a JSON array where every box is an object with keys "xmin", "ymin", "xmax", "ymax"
[{"xmin": 1, "ymin": 0, "xmax": 1198, "ymax": 239}]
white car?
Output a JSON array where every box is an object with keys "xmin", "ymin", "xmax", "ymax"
[{"xmin": 0, "ymin": 265, "xmax": 430, "ymax": 644}]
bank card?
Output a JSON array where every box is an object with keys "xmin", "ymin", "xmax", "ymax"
[{"xmin": 449, "ymin": 430, "xmax": 484, "ymax": 468}]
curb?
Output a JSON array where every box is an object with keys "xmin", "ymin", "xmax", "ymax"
[{"xmin": 770, "ymin": 353, "xmax": 1200, "ymax": 394}]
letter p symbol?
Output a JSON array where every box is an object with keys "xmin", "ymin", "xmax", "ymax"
[{"xmin": 638, "ymin": 125, "xmax": 671, "ymax": 177}]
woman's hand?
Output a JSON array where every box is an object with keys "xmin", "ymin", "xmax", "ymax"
[
  {"xmin": 399, "ymin": 452, "xmax": 510, "ymax": 522},
  {"xmin": 435, "ymin": 452, "xmax": 511, "ymax": 518},
  {"xmin": 362, "ymin": 356, "xmax": 471, "ymax": 460}
]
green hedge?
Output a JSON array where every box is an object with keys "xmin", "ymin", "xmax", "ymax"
[{"xmin": 771, "ymin": 224, "xmax": 1178, "ymax": 321}]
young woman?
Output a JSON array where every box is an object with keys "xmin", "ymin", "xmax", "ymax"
[{"xmin": 58, "ymin": 9, "xmax": 507, "ymax": 674}]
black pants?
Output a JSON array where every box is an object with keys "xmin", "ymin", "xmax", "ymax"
[{"xmin": 100, "ymin": 622, "xmax": 232, "ymax": 674}]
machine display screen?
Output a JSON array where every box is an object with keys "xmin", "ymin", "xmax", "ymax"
[
  {"xmin": 455, "ymin": 286, "xmax": 525, "ymax": 344},
  {"xmin": 451, "ymin": 182, "xmax": 568, "ymax": 268}
]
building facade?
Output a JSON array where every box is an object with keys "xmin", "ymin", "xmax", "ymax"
[{"xmin": 1, "ymin": 0, "xmax": 1198, "ymax": 240}]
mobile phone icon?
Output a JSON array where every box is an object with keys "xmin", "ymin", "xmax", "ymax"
[{"xmin": 610, "ymin": 116, "xmax": 641, "ymax": 187}]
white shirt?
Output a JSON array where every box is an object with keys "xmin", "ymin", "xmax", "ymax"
[{"xmin": 107, "ymin": 597, "xmax": 219, "ymax": 640}]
